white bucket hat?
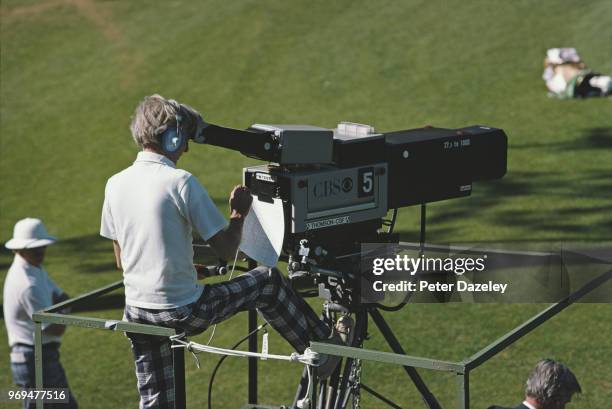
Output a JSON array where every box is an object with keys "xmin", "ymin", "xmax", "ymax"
[{"xmin": 5, "ymin": 218, "xmax": 57, "ymax": 250}]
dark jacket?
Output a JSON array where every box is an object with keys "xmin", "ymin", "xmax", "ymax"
[{"xmin": 488, "ymin": 404, "xmax": 530, "ymax": 409}]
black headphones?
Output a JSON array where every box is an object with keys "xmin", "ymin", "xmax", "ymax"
[{"xmin": 160, "ymin": 100, "xmax": 186, "ymax": 154}]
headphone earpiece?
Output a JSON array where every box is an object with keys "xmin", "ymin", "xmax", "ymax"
[{"xmin": 160, "ymin": 110, "xmax": 185, "ymax": 154}]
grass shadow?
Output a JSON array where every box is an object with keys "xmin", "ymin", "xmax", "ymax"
[{"xmin": 512, "ymin": 127, "xmax": 612, "ymax": 151}]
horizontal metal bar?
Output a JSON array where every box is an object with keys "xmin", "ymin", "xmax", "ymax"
[
  {"xmin": 44, "ymin": 280, "xmax": 124, "ymax": 313},
  {"xmin": 465, "ymin": 267, "xmax": 612, "ymax": 370},
  {"xmin": 32, "ymin": 312, "xmax": 176, "ymax": 337},
  {"xmin": 310, "ymin": 342, "xmax": 464, "ymax": 373}
]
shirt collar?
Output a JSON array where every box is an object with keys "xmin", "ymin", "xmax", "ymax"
[
  {"xmin": 523, "ymin": 400, "xmax": 537, "ymax": 409},
  {"xmin": 135, "ymin": 151, "xmax": 176, "ymax": 168}
]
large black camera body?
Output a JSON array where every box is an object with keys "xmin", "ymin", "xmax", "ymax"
[
  {"xmin": 243, "ymin": 123, "xmax": 506, "ymax": 239},
  {"xmin": 201, "ymin": 122, "xmax": 507, "ymax": 306}
]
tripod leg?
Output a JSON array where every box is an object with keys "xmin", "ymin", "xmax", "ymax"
[
  {"xmin": 369, "ymin": 308, "xmax": 442, "ymax": 409},
  {"xmin": 360, "ymin": 383, "xmax": 402, "ymax": 409},
  {"xmin": 334, "ymin": 357, "xmax": 354, "ymax": 409},
  {"xmin": 325, "ymin": 364, "xmax": 342, "ymax": 409},
  {"xmin": 339, "ymin": 371, "xmax": 356, "ymax": 409},
  {"xmin": 311, "ymin": 369, "xmax": 318, "ymax": 409},
  {"xmin": 317, "ymin": 379, "xmax": 327, "ymax": 409}
]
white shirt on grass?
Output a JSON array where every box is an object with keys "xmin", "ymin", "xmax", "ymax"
[
  {"xmin": 100, "ymin": 151, "xmax": 228, "ymax": 309},
  {"xmin": 3, "ymin": 254, "xmax": 63, "ymax": 347}
]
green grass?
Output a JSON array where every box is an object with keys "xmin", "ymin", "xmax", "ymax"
[{"xmin": 1, "ymin": 0, "xmax": 611, "ymax": 408}]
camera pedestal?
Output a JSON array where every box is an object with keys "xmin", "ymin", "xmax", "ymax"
[{"xmin": 290, "ymin": 307, "xmax": 443, "ymax": 409}]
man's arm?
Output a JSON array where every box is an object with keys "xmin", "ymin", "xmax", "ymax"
[
  {"xmin": 113, "ymin": 240, "xmax": 122, "ymax": 270},
  {"xmin": 207, "ymin": 186, "xmax": 252, "ymax": 261},
  {"xmin": 23, "ymin": 287, "xmax": 67, "ymax": 336},
  {"xmin": 51, "ymin": 291, "xmax": 74, "ymax": 317},
  {"xmin": 52, "ymin": 291, "xmax": 70, "ymax": 305},
  {"xmin": 44, "ymin": 324, "xmax": 66, "ymax": 336},
  {"xmin": 207, "ymin": 215, "xmax": 245, "ymax": 260}
]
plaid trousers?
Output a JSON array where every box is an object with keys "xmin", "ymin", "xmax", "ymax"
[{"xmin": 124, "ymin": 266, "xmax": 330, "ymax": 409}]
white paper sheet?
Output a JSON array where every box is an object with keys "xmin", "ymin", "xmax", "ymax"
[{"xmin": 239, "ymin": 195, "xmax": 285, "ymax": 267}]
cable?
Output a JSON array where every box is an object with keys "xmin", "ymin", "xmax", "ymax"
[
  {"xmin": 387, "ymin": 208, "xmax": 398, "ymax": 234},
  {"xmin": 174, "ymin": 338, "xmax": 316, "ymax": 363},
  {"xmin": 373, "ymin": 301, "xmax": 407, "ymax": 311},
  {"xmin": 207, "ymin": 323, "xmax": 267, "ymax": 409},
  {"xmin": 169, "ymin": 323, "xmax": 318, "ymax": 409},
  {"xmin": 296, "ymin": 365, "xmax": 312, "ymax": 409},
  {"xmin": 205, "ymin": 249, "xmax": 241, "ymax": 345},
  {"xmin": 186, "ymin": 250, "xmax": 321, "ymax": 408}
]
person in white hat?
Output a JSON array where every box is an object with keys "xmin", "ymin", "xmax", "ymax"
[{"xmin": 3, "ymin": 218, "xmax": 78, "ymax": 408}]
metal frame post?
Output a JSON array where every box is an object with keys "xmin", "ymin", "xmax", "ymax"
[
  {"xmin": 32, "ymin": 281, "xmax": 183, "ymax": 407},
  {"xmin": 456, "ymin": 370, "xmax": 469, "ymax": 409},
  {"xmin": 35, "ymin": 321, "xmax": 43, "ymax": 409},
  {"xmin": 173, "ymin": 347, "xmax": 186, "ymax": 409},
  {"xmin": 248, "ymin": 259, "xmax": 258, "ymax": 404}
]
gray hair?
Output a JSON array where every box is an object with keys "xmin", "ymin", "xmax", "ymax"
[
  {"xmin": 525, "ymin": 359, "xmax": 581, "ymax": 407},
  {"xmin": 129, "ymin": 94, "xmax": 199, "ymax": 149}
]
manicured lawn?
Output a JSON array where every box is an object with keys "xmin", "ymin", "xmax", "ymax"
[{"xmin": 1, "ymin": 0, "xmax": 610, "ymax": 407}]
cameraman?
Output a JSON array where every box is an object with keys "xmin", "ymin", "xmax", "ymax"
[{"xmin": 100, "ymin": 95, "xmax": 342, "ymax": 408}]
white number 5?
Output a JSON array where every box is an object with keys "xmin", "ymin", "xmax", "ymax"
[{"xmin": 363, "ymin": 171, "xmax": 373, "ymax": 193}]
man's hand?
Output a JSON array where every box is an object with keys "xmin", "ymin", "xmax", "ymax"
[
  {"xmin": 229, "ymin": 185, "xmax": 252, "ymax": 218},
  {"xmin": 53, "ymin": 292, "xmax": 72, "ymax": 314},
  {"xmin": 194, "ymin": 264, "xmax": 210, "ymax": 280},
  {"xmin": 53, "ymin": 292, "xmax": 70, "ymax": 305}
]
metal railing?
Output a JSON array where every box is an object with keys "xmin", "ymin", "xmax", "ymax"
[
  {"xmin": 310, "ymin": 266, "xmax": 612, "ymax": 409},
  {"xmin": 32, "ymin": 280, "xmax": 186, "ymax": 409},
  {"xmin": 32, "ymin": 259, "xmax": 612, "ymax": 408}
]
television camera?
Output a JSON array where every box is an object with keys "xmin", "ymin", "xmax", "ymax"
[{"xmin": 197, "ymin": 121, "xmax": 507, "ymax": 309}]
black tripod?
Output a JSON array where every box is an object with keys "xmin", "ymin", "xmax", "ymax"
[
  {"xmin": 291, "ymin": 305, "xmax": 442, "ymax": 409},
  {"xmin": 289, "ymin": 204, "xmax": 441, "ymax": 409},
  {"xmin": 246, "ymin": 204, "xmax": 438, "ymax": 408}
]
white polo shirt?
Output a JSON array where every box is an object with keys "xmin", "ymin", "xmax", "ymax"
[
  {"xmin": 3, "ymin": 254, "xmax": 63, "ymax": 347},
  {"xmin": 100, "ymin": 151, "xmax": 228, "ymax": 309}
]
